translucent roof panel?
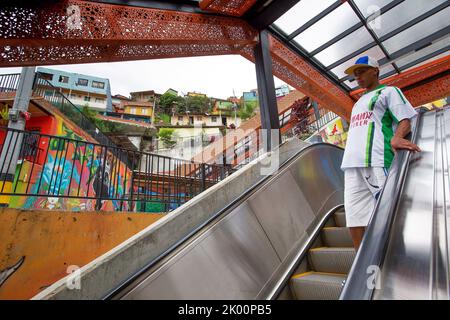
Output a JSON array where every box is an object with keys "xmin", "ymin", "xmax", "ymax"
[
  {"xmin": 395, "ymin": 36, "xmax": 450, "ymax": 68},
  {"xmin": 353, "ymin": 0, "xmax": 393, "ymax": 17},
  {"xmin": 401, "ymin": 51, "xmax": 450, "ymax": 72},
  {"xmin": 382, "ymin": 7, "xmax": 450, "ymax": 54},
  {"xmin": 314, "ymin": 26, "xmax": 373, "ymax": 67},
  {"xmin": 293, "ymin": 2, "xmax": 359, "ymax": 52},
  {"xmin": 273, "ymin": 0, "xmax": 336, "ymax": 35},
  {"xmin": 268, "ymin": 0, "xmax": 450, "ymax": 93},
  {"xmin": 369, "ymin": 0, "xmax": 448, "ymax": 39}
]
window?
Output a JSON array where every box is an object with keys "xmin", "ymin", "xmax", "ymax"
[
  {"xmin": 211, "ymin": 116, "xmax": 217, "ymax": 123},
  {"xmin": 95, "ymin": 98, "xmax": 104, "ymax": 103},
  {"xmin": 84, "ymin": 96, "xmax": 91, "ymax": 102},
  {"xmin": 77, "ymin": 78, "xmax": 88, "ymax": 86},
  {"xmin": 141, "ymin": 108, "xmax": 148, "ymax": 115},
  {"xmin": 58, "ymin": 75, "xmax": 69, "ymax": 83},
  {"xmin": 196, "ymin": 116, "xmax": 202, "ymax": 121},
  {"xmin": 92, "ymin": 80, "xmax": 105, "ymax": 89},
  {"xmin": 130, "ymin": 107, "xmax": 136, "ymax": 114},
  {"xmin": 40, "ymin": 73, "xmax": 53, "ymax": 81},
  {"xmin": 178, "ymin": 116, "xmax": 183, "ymax": 121}
]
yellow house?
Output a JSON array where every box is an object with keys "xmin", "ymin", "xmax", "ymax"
[{"xmin": 122, "ymin": 101, "xmax": 154, "ymax": 117}]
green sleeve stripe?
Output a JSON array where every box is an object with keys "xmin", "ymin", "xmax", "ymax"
[
  {"xmin": 365, "ymin": 122, "xmax": 375, "ymax": 167},
  {"xmin": 387, "ymin": 107, "xmax": 399, "ymax": 124},
  {"xmin": 394, "ymin": 86, "xmax": 407, "ymax": 104},
  {"xmin": 381, "ymin": 110, "xmax": 395, "ymax": 168}
]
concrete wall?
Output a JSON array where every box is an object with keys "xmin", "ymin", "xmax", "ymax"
[
  {"xmin": 0, "ymin": 209, "xmax": 162, "ymax": 299},
  {"xmin": 33, "ymin": 137, "xmax": 310, "ymax": 299}
]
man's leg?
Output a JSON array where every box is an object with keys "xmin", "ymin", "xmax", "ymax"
[
  {"xmin": 349, "ymin": 167, "xmax": 388, "ymax": 251},
  {"xmin": 349, "ymin": 226, "xmax": 365, "ymax": 251},
  {"xmin": 344, "ymin": 168, "xmax": 374, "ymax": 252}
]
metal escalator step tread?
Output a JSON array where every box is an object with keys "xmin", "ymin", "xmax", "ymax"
[
  {"xmin": 321, "ymin": 227, "xmax": 353, "ymax": 247},
  {"xmin": 324, "ymin": 217, "xmax": 336, "ymax": 228},
  {"xmin": 290, "ymin": 272, "xmax": 346, "ymax": 300},
  {"xmin": 333, "ymin": 209, "xmax": 347, "ymax": 227},
  {"xmin": 308, "ymin": 247, "xmax": 355, "ymax": 274}
]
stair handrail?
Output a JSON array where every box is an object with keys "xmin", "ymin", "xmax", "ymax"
[{"xmin": 33, "ymin": 72, "xmax": 118, "ymax": 147}]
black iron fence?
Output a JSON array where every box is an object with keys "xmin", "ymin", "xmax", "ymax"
[{"xmin": 0, "ymin": 127, "xmax": 233, "ymax": 212}]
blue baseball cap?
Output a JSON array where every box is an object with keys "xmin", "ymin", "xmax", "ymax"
[{"xmin": 344, "ymin": 55, "xmax": 379, "ymax": 76}]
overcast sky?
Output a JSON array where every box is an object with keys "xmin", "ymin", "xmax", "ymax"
[{"xmin": 1, "ymin": 55, "xmax": 287, "ymax": 99}]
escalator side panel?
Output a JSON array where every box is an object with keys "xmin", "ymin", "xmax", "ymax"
[
  {"xmin": 373, "ymin": 109, "xmax": 449, "ymax": 299},
  {"xmin": 123, "ymin": 202, "xmax": 281, "ymax": 299},
  {"xmin": 119, "ymin": 144, "xmax": 344, "ymax": 299}
]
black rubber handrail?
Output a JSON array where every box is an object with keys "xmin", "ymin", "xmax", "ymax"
[{"xmin": 340, "ymin": 111, "xmax": 423, "ymax": 300}]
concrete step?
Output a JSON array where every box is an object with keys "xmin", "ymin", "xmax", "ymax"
[
  {"xmin": 290, "ymin": 271, "xmax": 346, "ymax": 300},
  {"xmin": 321, "ymin": 227, "xmax": 353, "ymax": 247},
  {"xmin": 334, "ymin": 209, "xmax": 347, "ymax": 227},
  {"xmin": 308, "ymin": 247, "xmax": 355, "ymax": 274}
]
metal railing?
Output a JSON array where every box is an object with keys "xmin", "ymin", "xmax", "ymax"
[
  {"xmin": 103, "ymin": 111, "xmax": 152, "ymax": 124},
  {"xmin": 33, "ymin": 75, "xmax": 118, "ymax": 147},
  {"xmin": 0, "ymin": 73, "xmax": 21, "ymax": 93},
  {"xmin": 0, "ymin": 127, "xmax": 233, "ymax": 212},
  {"xmin": 306, "ymin": 110, "xmax": 339, "ymax": 132}
]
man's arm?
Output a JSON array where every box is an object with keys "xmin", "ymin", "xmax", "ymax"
[{"xmin": 390, "ymin": 119, "xmax": 421, "ymax": 152}]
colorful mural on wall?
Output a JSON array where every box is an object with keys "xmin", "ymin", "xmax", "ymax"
[
  {"xmin": 2, "ymin": 104, "xmax": 133, "ymax": 212},
  {"xmin": 319, "ymin": 118, "xmax": 348, "ymax": 148}
]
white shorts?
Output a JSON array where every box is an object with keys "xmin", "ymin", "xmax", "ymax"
[{"xmin": 344, "ymin": 167, "xmax": 388, "ymax": 227}]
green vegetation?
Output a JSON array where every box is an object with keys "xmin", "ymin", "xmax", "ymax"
[
  {"xmin": 81, "ymin": 105, "xmax": 130, "ymax": 134},
  {"xmin": 238, "ymin": 101, "xmax": 257, "ymax": 121},
  {"xmin": 158, "ymin": 91, "xmax": 184, "ymax": 114},
  {"xmin": 182, "ymin": 95, "xmax": 211, "ymax": 114},
  {"xmin": 157, "ymin": 128, "xmax": 177, "ymax": 148},
  {"xmin": 154, "ymin": 112, "xmax": 171, "ymax": 124},
  {"xmin": 0, "ymin": 104, "xmax": 9, "ymax": 123}
]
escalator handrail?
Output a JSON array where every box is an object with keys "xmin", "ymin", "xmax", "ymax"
[
  {"xmin": 105, "ymin": 142, "xmax": 344, "ymax": 299},
  {"xmin": 340, "ymin": 112, "xmax": 422, "ymax": 300},
  {"xmin": 262, "ymin": 204, "xmax": 344, "ymax": 300}
]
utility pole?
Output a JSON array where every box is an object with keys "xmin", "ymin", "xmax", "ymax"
[{"xmin": 0, "ymin": 67, "xmax": 36, "ymax": 207}]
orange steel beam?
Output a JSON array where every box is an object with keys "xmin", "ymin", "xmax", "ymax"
[
  {"xmin": 0, "ymin": 1, "xmax": 258, "ymax": 66},
  {"xmin": 199, "ymin": 0, "xmax": 258, "ymax": 17},
  {"xmin": 0, "ymin": 1, "xmax": 355, "ymax": 118},
  {"xmin": 403, "ymin": 71, "xmax": 450, "ymax": 107},
  {"xmin": 350, "ymin": 55, "xmax": 450, "ymax": 106},
  {"xmin": 2, "ymin": 2, "xmax": 447, "ymax": 118}
]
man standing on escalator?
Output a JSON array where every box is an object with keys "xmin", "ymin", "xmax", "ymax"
[{"xmin": 341, "ymin": 56, "xmax": 421, "ymax": 251}]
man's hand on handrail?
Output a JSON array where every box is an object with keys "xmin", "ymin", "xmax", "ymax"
[{"xmin": 391, "ymin": 119, "xmax": 421, "ymax": 153}]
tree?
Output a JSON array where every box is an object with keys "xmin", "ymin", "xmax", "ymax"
[
  {"xmin": 158, "ymin": 91, "xmax": 183, "ymax": 114},
  {"xmin": 157, "ymin": 128, "xmax": 177, "ymax": 148},
  {"xmin": 238, "ymin": 101, "xmax": 257, "ymax": 121},
  {"xmin": 181, "ymin": 95, "xmax": 211, "ymax": 114}
]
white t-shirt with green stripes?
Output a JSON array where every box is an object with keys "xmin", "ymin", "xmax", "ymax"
[{"xmin": 341, "ymin": 84, "xmax": 417, "ymax": 170}]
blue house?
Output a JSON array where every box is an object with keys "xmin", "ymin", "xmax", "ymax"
[{"xmin": 36, "ymin": 67, "xmax": 113, "ymax": 112}]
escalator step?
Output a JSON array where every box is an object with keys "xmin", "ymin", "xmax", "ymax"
[
  {"xmin": 321, "ymin": 227, "xmax": 353, "ymax": 247},
  {"xmin": 333, "ymin": 209, "xmax": 347, "ymax": 227},
  {"xmin": 308, "ymin": 247, "xmax": 355, "ymax": 274},
  {"xmin": 290, "ymin": 271, "xmax": 346, "ymax": 300}
]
